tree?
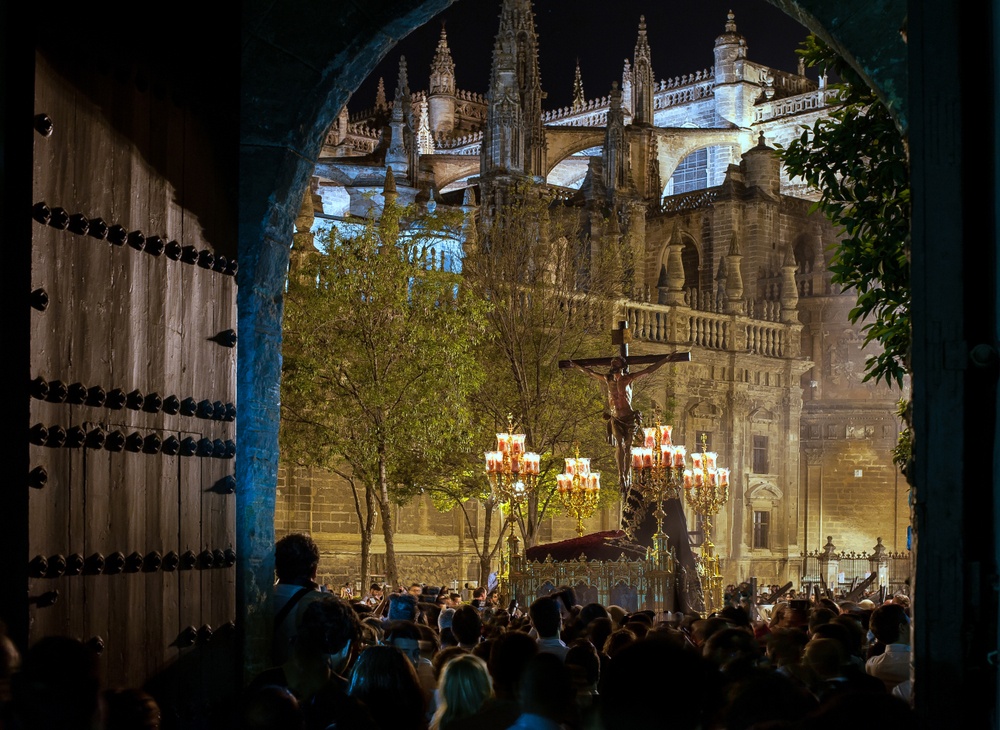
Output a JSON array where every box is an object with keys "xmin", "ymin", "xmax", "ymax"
[
  {"xmin": 778, "ymin": 35, "xmax": 910, "ymax": 388},
  {"xmin": 280, "ymin": 200, "xmax": 485, "ymax": 589},
  {"xmin": 425, "ymin": 454, "xmax": 507, "ymax": 589},
  {"xmin": 460, "ymin": 181, "xmax": 624, "ymax": 549}
]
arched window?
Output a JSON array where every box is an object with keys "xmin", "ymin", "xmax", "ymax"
[{"xmin": 668, "ymin": 148, "xmax": 708, "ymax": 194}]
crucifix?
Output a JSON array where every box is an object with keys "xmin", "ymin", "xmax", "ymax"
[{"xmin": 559, "ymin": 320, "xmax": 691, "ymax": 495}]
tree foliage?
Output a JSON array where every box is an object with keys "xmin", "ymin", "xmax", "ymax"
[
  {"xmin": 458, "ymin": 182, "xmax": 624, "ymax": 548},
  {"xmin": 280, "ymin": 200, "xmax": 485, "ymax": 588},
  {"xmin": 778, "ymin": 35, "xmax": 910, "ymax": 388}
]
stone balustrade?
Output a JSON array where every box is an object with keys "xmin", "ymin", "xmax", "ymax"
[{"xmin": 622, "ymin": 299, "xmax": 797, "ymax": 359}]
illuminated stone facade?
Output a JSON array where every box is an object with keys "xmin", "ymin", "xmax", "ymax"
[{"xmin": 277, "ymin": 1, "xmax": 907, "ymax": 590}]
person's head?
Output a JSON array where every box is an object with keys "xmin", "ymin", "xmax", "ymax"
[
  {"xmin": 104, "ymin": 688, "xmax": 161, "ymax": 730},
  {"xmin": 241, "ymin": 685, "xmax": 302, "ymax": 730},
  {"xmin": 601, "ymin": 639, "xmax": 708, "ymax": 730},
  {"xmin": 719, "ymin": 605, "xmax": 752, "ymax": 632},
  {"xmin": 602, "ymin": 628, "xmax": 636, "ymax": 658},
  {"xmin": 388, "ymin": 592, "xmax": 419, "ymax": 623},
  {"xmin": 528, "ymin": 596, "xmax": 562, "ymax": 639},
  {"xmin": 432, "ymin": 654, "xmax": 493, "ymax": 728},
  {"xmin": 610, "ymin": 356, "xmax": 627, "ymax": 377},
  {"xmin": 869, "ymin": 602, "xmax": 909, "ymax": 644},
  {"xmin": 808, "ymin": 606, "xmax": 838, "ymax": 634},
  {"xmin": 517, "ymin": 653, "xmax": 575, "ymax": 721},
  {"xmin": 274, "ymin": 533, "xmax": 320, "ymax": 583},
  {"xmin": 565, "ymin": 640, "xmax": 600, "ymax": 690},
  {"xmin": 472, "ymin": 586, "xmax": 487, "ymax": 601},
  {"xmin": 348, "ymin": 646, "xmax": 426, "ymax": 730},
  {"xmin": 488, "ymin": 629, "xmax": 539, "ymax": 699},
  {"xmin": 297, "ymin": 595, "xmax": 360, "ymax": 673},
  {"xmin": 451, "ymin": 605, "xmax": 483, "ymax": 646},
  {"xmin": 407, "ymin": 583, "xmax": 423, "ymax": 599},
  {"xmin": 803, "ymin": 637, "xmax": 848, "ymax": 680},
  {"xmin": 578, "ymin": 603, "xmax": 610, "ymax": 629},
  {"xmin": 702, "ymin": 628, "xmax": 760, "ymax": 676},
  {"xmin": 586, "ymin": 617, "xmax": 613, "ymax": 654},
  {"xmin": 385, "ymin": 621, "xmax": 422, "ymax": 666},
  {"xmin": 766, "ymin": 627, "xmax": 808, "ymax": 666},
  {"xmin": 13, "ymin": 636, "xmax": 102, "ymax": 730}
]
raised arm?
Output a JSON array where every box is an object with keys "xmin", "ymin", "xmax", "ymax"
[
  {"xmin": 569, "ymin": 360, "xmax": 607, "ymax": 382},
  {"xmin": 624, "ymin": 353, "xmax": 673, "ymax": 383}
]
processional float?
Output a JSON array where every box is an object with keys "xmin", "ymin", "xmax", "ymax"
[{"xmin": 496, "ymin": 320, "xmax": 731, "ymax": 618}]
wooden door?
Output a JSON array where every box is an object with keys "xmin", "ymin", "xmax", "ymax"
[{"xmin": 27, "ymin": 47, "xmax": 238, "ymax": 722}]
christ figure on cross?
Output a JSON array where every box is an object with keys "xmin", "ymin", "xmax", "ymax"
[{"xmin": 570, "ymin": 355, "xmax": 673, "ymax": 493}]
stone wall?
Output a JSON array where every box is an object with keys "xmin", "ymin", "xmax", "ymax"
[{"xmin": 275, "ymin": 463, "xmax": 621, "ymax": 589}]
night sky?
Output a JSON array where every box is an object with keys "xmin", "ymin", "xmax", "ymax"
[{"xmin": 353, "ymin": 0, "xmax": 813, "ymax": 112}]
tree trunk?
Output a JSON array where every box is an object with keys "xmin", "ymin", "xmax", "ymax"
[
  {"xmin": 345, "ymin": 471, "xmax": 378, "ymax": 593},
  {"xmin": 525, "ymin": 492, "xmax": 540, "ymax": 548},
  {"xmin": 359, "ymin": 485, "xmax": 376, "ymax": 590},
  {"xmin": 478, "ymin": 497, "xmax": 495, "ymax": 587},
  {"xmin": 377, "ymin": 449, "xmax": 400, "ymax": 589}
]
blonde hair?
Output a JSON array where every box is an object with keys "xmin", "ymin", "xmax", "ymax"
[{"xmin": 430, "ymin": 653, "xmax": 493, "ymax": 730}]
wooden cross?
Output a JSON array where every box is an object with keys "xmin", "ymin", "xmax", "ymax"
[{"xmin": 558, "ymin": 320, "xmax": 692, "ymax": 370}]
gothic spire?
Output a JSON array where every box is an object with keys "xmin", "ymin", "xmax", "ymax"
[
  {"xmin": 395, "ymin": 56, "xmax": 410, "ymax": 103},
  {"xmin": 632, "ymin": 15, "xmax": 655, "ymax": 125},
  {"xmin": 572, "ymin": 59, "xmax": 585, "ymax": 111},
  {"xmin": 429, "ymin": 24, "xmax": 456, "ymax": 96},
  {"xmin": 621, "ymin": 58, "xmax": 633, "ymax": 117},
  {"xmin": 482, "ymin": 0, "xmax": 546, "ymax": 179},
  {"xmin": 416, "ymin": 99, "xmax": 435, "ymax": 154},
  {"xmin": 375, "ymin": 77, "xmax": 388, "ymax": 111},
  {"xmin": 726, "ymin": 9, "xmax": 737, "ymax": 33},
  {"xmin": 386, "ymin": 57, "xmax": 412, "ymax": 173}
]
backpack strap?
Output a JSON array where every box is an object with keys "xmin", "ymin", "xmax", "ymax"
[{"xmin": 274, "ymin": 585, "xmax": 313, "ymax": 632}]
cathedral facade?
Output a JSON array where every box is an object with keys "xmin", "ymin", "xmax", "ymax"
[{"xmin": 277, "ymin": 0, "xmax": 907, "ymax": 592}]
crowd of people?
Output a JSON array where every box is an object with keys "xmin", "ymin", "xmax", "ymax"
[
  {"xmin": 0, "ymin": 532, "xmax": 919, "ymax": 729},
  {"xmin": 251, "ymin": 533, "xmax": 918, "ymax": 730}
]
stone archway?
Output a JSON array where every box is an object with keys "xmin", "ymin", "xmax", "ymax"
[
  {"xmin": 240, "ymin": 0, "xmax": 905, "ymax": 674},
  {"xmin": 239, "ymin": 5, "xmax": 989, "ymax": 727}
]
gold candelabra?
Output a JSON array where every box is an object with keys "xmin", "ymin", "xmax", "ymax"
[
  {"xmin": 683, "ymin": 435, "xmax": 731, "ymax": 616},
  {"xmin": 485, "ymin": 414, "xmax": 540, "ymax": 500},
  {"xmin": 485, "ymin": 414, "xmax": 540, "ymax": 540},
  {"xmin": 629, "ymin": 420, "xmax": 685, "ymax": 555},
  {"xmin": 557, "ymin": 446, "xmax": 601, "ymax": 537}
]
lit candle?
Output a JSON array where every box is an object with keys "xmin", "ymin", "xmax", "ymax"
[
  {"xmin": 580, "ymin": 458, "xmax": 590, "ymax": 477},
  {"xmin": 706, "ymin": 452, "xmax": 717, "ymax": 470},
  {"xmin": 673, "ymin": 445, "xmax": 686, "ymax": 468},
  {"xmin": 643, "ymin": 448, "xmax": 653, "ymax": 468},
  {"xmin": 631, "ymin": 448, "xmax": 643, "ymax": 469},
  {"xmin": 660, "ymin": 425, "xmax": 672, "ymax": 446},
  {"xmin": 565, "ymin": 458, "xmax": 575, "ymax": 476},
  {"xmin": 691, "ymin": 453, "xmax": 703, "ymax": 471},
  {"xmin": 661, "ymin": 444, "xmax": 671, "ymax": 465},
  {"xmin": 719, "ymin": 468, "xmax": 729, "ymax": 486},
  {"xmin": 708, "ymin": 469, "xmax": 716, "ymax": 486},
  {"xmin": 512, "ymin": 434, "xmax": 525, "ymax": 456},
  {"xmin": 511, "ymin": 457, "xmax": 520, "ymax": 473},
  {"xmin": 644, "ymin": 427, "xmax": 656, "ymax": 449},
  {"xmin": 497, "ymin": 434, "xmax": 509, "ymax": 454},
  {"xmin": 593, "ymin": 473, "xmax": 600, "ymax": 490},
  {"xmin": 694, "ymin": 469, "xmax": 703, "ymax": 486},
  {"xmin": 683, "ymin": 469, "xmax": 692, "ymax": 488}
]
